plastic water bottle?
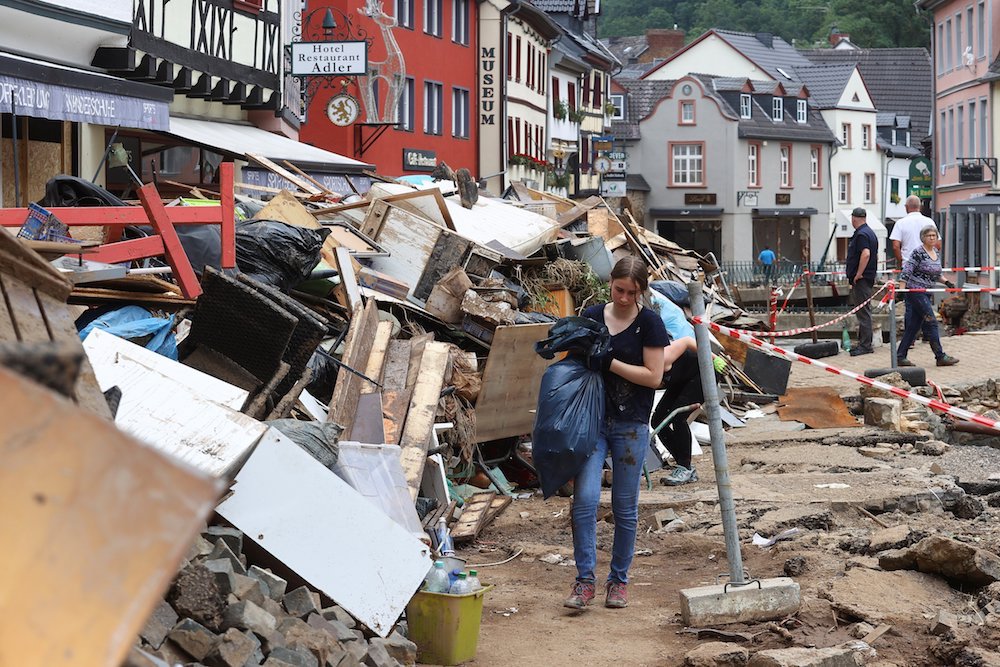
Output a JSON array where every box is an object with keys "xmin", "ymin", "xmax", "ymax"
[
  {"xmin": 467, "ymin": 569, "xmax": 482, "ymax": 592},
  {"xmin": 424, "ymin": 561, "xmax": 450, "ymax": 593},
  {"xmin": 449, "ymin": 572, "xmax": 471, "ymax": 595},
  {"xmin": 436, "ymin": 518, "xmax": 455, "ymax": 556},
  {"xmin": 841, "ymin": 327, "xmax": 852, "ymax": 352}
]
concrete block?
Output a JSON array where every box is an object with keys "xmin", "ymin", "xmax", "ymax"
[
  {"xmin": 204, "ymin": 627, "xmax": 258, "ymax": 667},
  {"xmin": 187, "ymin": 535, "xmax": 216, "ymax": 560},
  {"xmin": 868, "ymin": 525, "xmax": 910, "ymax": 552},
  {"xmin": 268, "ymin": 646, "xmax": 319, "ymax": 667},
  {"xmin": 321, "ymin": 605, "xmax": 357, "ymax": 629},
  {"xmin": 204, "ymin": 558, "xmax": 239, "ymax": 597},
  {"xmin": 205, "ymin": 525, "xmax": 244, "ymax": 557},
  {"xmin": 249, "ymin": 565, "xmax": 287, "ymax": 601},
  {"xmin": 858, "ymin": 446, "xmax": 896, "ymax": 460},
  {"xmin": 379, "ymin": 630, "xmax": 417, "ymax": 666},
  {"xmin": 343, "ymin": 638, "xmax": 369, "ymax": 663},
  {"xmin": 747, "ymin": 646, "xmax": 860, "ymax": 666},
  {"xmin": 261, "ymin": 596, "xmax": 286, "ymax": 620},
  {"xmin": 680, "ymin": 578, "xmax": 801, "ymax": 627},
  {"xmin": 307, "ymin": 613, "xmax": 357, "ymax": 642},
  {"xmin": 919, "ymin": 440, "xmax": 950, "ymax": 456},
  {"xmin": 169, "ymin": 563, "xmax": 226, "ymax": 631},
  {"xmin": 336, "ymin": 653, "xmax": 364, "ymax": 667},
  {"xmin": 277, "ymin": 617, "xmax": 311, "ymax": 636},
  {"xmin": 167, "ymin": 618, "xmax": 219, "ymax": 661},
  {"xmin": 364, "ymin": 638, "xmax": 397, "ymax": 667},
  {"xmin": 863, "ymin": 398, "xmax": 901, "ymax": 431},
  {"xmin": 209, "ymin": 538, "xmax": 248, "ymax": 576},
  {"xmin": 684, "ymin": 641, "xmax": 749, "ymax": 666},
  {"xmin": 930, "ymin": 609, "xmax": 958, "ymax": 635},
  {"xmin": 139, "ymin": 599, "xmax": 178, "ymax": 650},
  {"xmin": 654, "ymin": 508, "xmax": 679, "ymax": 530},
  {"xmin": 222, "ymin": 600, "xmax": 278, "ymax": 636},
  {"xmin": 233, "ymin": 573, "xmax": 268, "ymax": 606},
  {"xmin": 284, "ymin": 585, "xmax": 321, "ymax": 618}
]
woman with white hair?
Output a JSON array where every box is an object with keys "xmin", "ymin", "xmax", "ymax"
[{"xmin": 896, "ymin": 225, "xmax": 958, "ymax": 367}]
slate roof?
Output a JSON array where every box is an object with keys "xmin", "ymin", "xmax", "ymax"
[
  {"xmin": 712, "ymin": 30, "xmax": 813, "ymax": 82},
  {"xmin": 791, "ymin": 64, "xmax": 857, "ymax": 108},
  {"xmin": 616, "ymin": 61, "xmax": 661, "ymax": 80},
  {"xmin": 600, "ymin": 35, "xmax": 649, "ymax": 65},
  {"xmin": 801, "ymin": 47, "xmax": 932, "ymax": 140},
  {"xmin": 610, "ymin": 79, "xmax": 673, "ymax": 139},
  {"xmin": 692, "ymin": 73, "xmax": 836, "ymax": 143},
  {"xmin": 528, "ymin": 0, "xmax": 597, "ymax": 15}
]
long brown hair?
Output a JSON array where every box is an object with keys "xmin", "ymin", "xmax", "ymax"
[{"xmin": 610, "ymin": 255, "xmax": 649, "ymax": 292}]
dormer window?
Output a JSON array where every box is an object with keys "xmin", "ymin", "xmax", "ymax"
[
  {"xmin": 772, "ymin": 97, "xmax": 783, "ymax": 121},
  {"xmin": 740, "ymin": 94, "xmax": 751, "ymax": 119},
  {"xmin": 796, "ymin": 100, "xmax": 807, "ymax": 123}
]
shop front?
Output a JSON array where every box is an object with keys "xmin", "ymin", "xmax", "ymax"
[
  {"xmin": 651, "ymin": 207, "xmax": 723, "ymax": 259},
  {"xmin": 751, "ymin": 207, "xmax": 818, "ymax": 265}
]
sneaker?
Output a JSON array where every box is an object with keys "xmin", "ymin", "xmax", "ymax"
[
  {"xmin": 605, "ymin": 581, "xmax": 628, "ymax": 609},
  {"xmin": 896, "ymin": 358, "xmax": 915, "ymax": 367},
  {"xmin": 564, "ymin": 581, "xmax": 596, "ymax": 609},
  {"xmin": 936, "ymin": 355, "xmax": 959, "ymax": 367},
  {"xmin": 849, "ymin": 347, "xmax": 873, "ymax": 357},
  {"xmin": 662, "ymin": 465, "xmax": 698, "ymax": 486}
]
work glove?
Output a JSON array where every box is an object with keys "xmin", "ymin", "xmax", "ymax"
[
  {"xmin": 713, "ymin": 355, "xmax": 728, "ymax": 374},
  {"xmin": 586, "ymin": 349, "xmax": 614, "ymax": 372},
  {"xmin": 944, "ymin": 280, "xmax": 956, "ymax": 289}
]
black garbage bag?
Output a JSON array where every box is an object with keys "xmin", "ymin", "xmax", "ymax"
[
  {"xmin": 534, "ymin": 315, "xmax": 611, "ymax": 359},
  {"xmin": 40, "ymin": 176, "xmax": 128, "ymax": 208},
  {"xmin": 532, "ymin": 359, "xmax": 605, "ymax": 498},
  {"xmin": 531, "ymin": 316, "xmax": 611, "ymax": 498},
  {"xmin": 235, "ymin": 219, "xmax": 330, "ymax": 291},
  {"xmin": 305, "ymin": 348, "xmax": 339, "ymax": 404}
]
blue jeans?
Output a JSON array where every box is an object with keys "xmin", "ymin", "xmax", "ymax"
[
  {"xmin": 571, "ymin": 419, "xmax": 646, "ymax": 584},
  {"xmin": 897, "ymin": 292, "xmax": 944, "ymax": 360}
]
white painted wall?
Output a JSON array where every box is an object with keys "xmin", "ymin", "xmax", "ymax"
[
  {"xmin": 643, "ymin": 34, "xmax": 773, "ymax": 81},
  {"xmin": 40, "ymin": 0, "xmax": 131, "ymax": 24}
]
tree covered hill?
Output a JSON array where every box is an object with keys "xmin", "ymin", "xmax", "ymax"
[{"xmin": 597, "ymin": 0, "xmax": 931, "ymax": 49}]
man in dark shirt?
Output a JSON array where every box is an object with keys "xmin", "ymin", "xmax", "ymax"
[{"xmin": 845, "ymin": 207, "xmax": 878, "ymax": 356}]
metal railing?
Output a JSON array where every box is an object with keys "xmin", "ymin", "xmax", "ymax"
[{"xmin": 717, "ymin": 260, "xmax": 849, "ymax": 288}]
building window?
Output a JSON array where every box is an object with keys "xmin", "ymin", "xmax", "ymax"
[
  {"xmin": 740, "ymin": 94, "xmax": 751, "ymax": 119},
  {"xmin": 810, "ymin": 145, "xmax": 821, "ymax": 188},
  {"xmin": 948, "ymin": 107, "xmax": 955, "ymax": 164},
  {"xmin": 452, "ymin": 0, "xmax": 468, "ymax": 44},
  {"xmin": 937, "ymin": 23, "xmax": 945, "ymax": 72},
  {"xmin": 891, "ymin": 177, "xmax": 900, "ymax": 200},
  {"xmin": 980, "ymin": 97, "xmax": 988, "ymax": 158},
  {"xmin": 796, "ymin": 99, "xmax": 807, "ymax": 123},
  {"xmin": 940, "ymin": 110, "xmax": 947, "ymax": 165},
  {"xmin": 772, "ymin": 97, "xmax": 783, "ymax": 121},
  {"xmin": 956, "ymin": 13, "xmax": 963, "ymax": 68},
  {"xmin": 670, "ymin": 142, "xmax": 704, "ymax": 186},
  {"xmin": 568, "ymin": 81, "xmax": 576, "ymax": 110},
  {"xmin": 864, "ymin": 173, "xmax": 875, "ymax": 203},
  {"xmin": 396, "ymin": 76, "xmax": 414, "ymax": 131},
  {"xmin": 946, "ymin": 18, "xmax": 953, "ymax": 70},
  {"xmin": 838, "ymin": 173, "xmax": 850, "ymax": 203},
  {"xmin": 967, "ymin": 7, "xmax": 974, "ymax": 58},
  {"xmin": 396, "ymin": 0, "xmax": 413, "ymax": 29},
  {"xmin": 957, "ymin": 105, "xmax": 965, "ymax": 158},
  {"xmin": 779, "ymin": 144, "xmax": 791, "ymax": 187},
  {"xmin": 515, "ymin": 36, "xmax": 521, "ymax": 81},
  {"xmin": 747, "ymin": 142, "xmax": 759, "ymax": 187},
  {"xmin": 506, "ymin": 33, "xmax": 512, "ymax": 81},
  {"xmin": 978, "ymin": 2, "xmax": 986, "ymax": 57},
  {"xmin": 970, "ymin": 100, "xmax": 977, "ymax": 156},
  {"xmin": 593, "ymin": 71, "xmax": 603, "ymax": 107},
  {"xmin": 507, "ymin": 118, "xmax": 514, "ymax": 157},
  {"xmin": 862, "ymin": 124, "xmax": 871, "ymax": 149},
  {"xmin": 527, "ymin": 44, "xmax": 535, "ymax": 90},
  {"xmin": 841, "ymin": 123, "xmax": 851, "ymax": 148},
  {"xmin": 423, "ymin": 81, "xmax": 443, "ymax": 135},
  {"xmin": 452, "ymin": 87, "xmax": 469, "ymax": 138},
  {"xmin": 680, "ymin": 101, "xmax": 695, "ymax": 124},
  {"xmin": 423, "ymin": 0, "xmax": 441, "ymax": 36},
  {"xmin": 610, "ymin": 93, "xmax": 625, "ymax": 120}
]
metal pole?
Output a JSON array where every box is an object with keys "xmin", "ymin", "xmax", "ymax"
[
  {"xmin": 689, "ymin": 280, "xmax": 745, "ymax": 585},
  {"xmin": 10, "ymin": 99, "xmax": 21, "ymax": 207},
  {"xmin": 889, "ymin": 289, "xmax": 898, "ymax": 369}
]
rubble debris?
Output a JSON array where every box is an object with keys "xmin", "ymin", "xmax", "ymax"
[
  {"xmin": 746, "ymin": 645, "xmax": 865, "ymax": 666},
  {"xmin": 867, "ymin": 525, "xmax": 911, "ymax": 553},
  {"xmin": 684, "ymin": 641, "xmax": 750, "ymax": 666},
  {"xmin": 819, "ymin": 567, "xmax": 965, "ymax": 624},
  {"xmin": 930, "ymin": 609, "xmax": 959, "ymax": 636},
  {"xmin": 783, "ymin": 556, "xmax": 807, "ymax": 577},
  {"xmin": 879, "ymin": 535, "xmax": 1000, "ymax": 587},
  {"xmin": 917, "ymin": 440, "xmax": 950, "ymax": 456},
  {"xmin": 863, "ymin": 397, "xmax": 902, "ymax": 431}
]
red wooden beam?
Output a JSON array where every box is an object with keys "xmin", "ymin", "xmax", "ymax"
[
  {"xmin": 87, "ymin": 236, "xmax": 166, "ymax": 265},
  {"xmin": 138, "ymin": 183, "xmax": 202, "ymax": 299},
  {"xmin": 219, "ymin": 162, "xmax": 236, "ymax": 269},
  {"xmin": 0, "ymin": 206, "xmax": 222, "ymax": 227}
]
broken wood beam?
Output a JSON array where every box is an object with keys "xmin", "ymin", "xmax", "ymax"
[{"xmin": 399, "ymin": 341, "xmax": 450, "ymax": 501}]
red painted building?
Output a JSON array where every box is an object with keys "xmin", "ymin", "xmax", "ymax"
[{"xmin": 300, "ymin": 0, "xmax": 479, "ymax": 177}]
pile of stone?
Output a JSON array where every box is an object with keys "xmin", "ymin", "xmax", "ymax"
[{"xmin": 125, "ymin": 525, "xmax": 417, "ymax": 667}]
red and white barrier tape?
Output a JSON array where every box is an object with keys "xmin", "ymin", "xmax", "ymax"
[
  {"xmin": 809, "ymin": 266, "xmax": 996, "ymax": 278},
  {"xmin": 728, "ymin": 282, "xmax": 891, "ymax": 338},
  {"xmin": 694, "ymin": 316, "xmax": 1000, "ymax": 431},
  {"xmin": 896, "ymin": 287, "xmax": 1000, "ymax": 293}
]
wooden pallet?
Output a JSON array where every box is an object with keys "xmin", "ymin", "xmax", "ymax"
[{"xmin": 451, "ymin": 491, "xmax": 496, "ymax": 543}]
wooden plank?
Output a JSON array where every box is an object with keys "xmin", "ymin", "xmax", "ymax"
[
  {"xmin": 38, "ymin": 291, "xmax": 114, "ymax": 419},
  {"xmin": 283, "ymin": 160, "xmax": 336, "ymax": 196},
  {"xmin": 138, "ymin": 183, "xmax": 202, "ymax": 299},
  {"xmin": 362, "ymin": 203, "xmax": 446, "ymax": 299},
  {"xmin": 0, "ymin": 227, "xmax": 73, "ymax": 300},
  {"xmin": 480, "ymin": 494, "xmax": 513, "ymax": 532},
  {"xmin": 219, "ymin": 162, "xmax": 236, "ymax": 269},
  {"xmin": 253, "ymin": 189, "xmax": 323, "ymax": 230},
  {"xmin": 555, "ymin": 195, "xmax": 603, "ymax": 227},
  {"xmin": 351, "ymin": 392, "xmax": 387, "ymax": 443},
  {"xmin": 399, "ymin": 341, "xmax": 450, "ymax": 501},
  {"xmin": 246, "ymin": 153, "xmax": 322, "ymax": 195},
  {"xmin": 377, "ymin": 188, "xmax": 456, "ymax": 231},
  {"xmin": 450, "ymin": 491, "xmax": 496, "ymax": 542},
  {"xmin": 413, "ymin": 231, "xmax": 472, "ymax": 302},
  {"xmin": 362, "ymin": 320, "xmax": 394, "ymax": 393},
  {"xmin": 333, "ymin": 246, "xmax": 363, "ymax": 313},
  {"xmin": 381, "ymin": 339, "xmax": 413, "ymax": 445},
  {"xmin": 0, "ymin": 365, "xmax": 221, "ymax": 667},
  {"xmin": 68, "ymin": 288, "xmax": 194, "ymax": 309},
  {"xmin": 326, "ymin": 299, "xmax": 379, "ymax": 437},
  {"xmin": 0, "ymin": 275, "xmax": 17, "ymax": 342},
  {"xmin": 2, "ymin": 275, "xmax": 49, "ymax": 342},
  {"xmin": 405, "ymin": 333, "xmax": 433, "ymax": 394},
  {"xmin": 474, "ymin": 324, "xmax": 554, "ymax": 442}
]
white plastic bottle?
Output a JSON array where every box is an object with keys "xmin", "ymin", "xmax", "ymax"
[
  {"xmin": 436, "ymin": 517, "xmax": 455, "ymax": 556},
  {"xmin": 424, "ymin": 561, "xmax": 450, "ymax": 593},
  {"xmin": 466, "ymin": 569, "xmax": 482, "ymax": 591},
  {"xmin": 449, "ymin": 572, "xmax": 471, "ymax": 595}
]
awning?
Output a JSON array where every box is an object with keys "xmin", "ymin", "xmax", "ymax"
[
  {"xmin": 753, "ymin": 207, "xmax": 818, "ymax": 217},
  {"xmin": 949, "ymin": 194, "xmax": 1000, "ymax": 214},
  {"xmin": 834, "ymin": 209, "xmax": 887, "ymax": 238},
  {"xmin": 0, "ymin": 51, "xmax": 171, "ymax": 130},
  {"xmin": 162, "ymin": 116, "xmax": 374, "ymax": 173},
  {"xmin": 649, "ymin": 207, "xmax": 723, "ymax": 218}
]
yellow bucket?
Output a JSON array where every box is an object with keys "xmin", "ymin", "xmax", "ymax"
[{"xmin": 405, "ymin": 585, "xmax": 492, "ymax": 665}]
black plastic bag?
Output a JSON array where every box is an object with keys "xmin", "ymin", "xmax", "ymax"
[
  {"xmin": 534, "ymin": 316, "xmax": 611, "ymax": 359},
  {"xmin": 235, "ymin": 219, "xmax": 330, "ymax": 291},
  {"xmin": 305, "ymin": 349, "xmax": 339, "ymax": 404},
  {"xmin": 532, "ymin": 359, "xmax": 605, "ymax": 498},
  {"xmin": 650, "ymin": 280, "xmax": 691, "ymax": 306}
]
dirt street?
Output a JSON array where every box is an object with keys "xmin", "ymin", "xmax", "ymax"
[{"xmin": 441, "ymin": 337, "xmax": 1000, "ymax": 667}]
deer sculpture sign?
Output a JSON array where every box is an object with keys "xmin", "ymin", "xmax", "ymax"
[{"xmin": 357, "ymin": 0, "xmax": 405, "ymax": 124}]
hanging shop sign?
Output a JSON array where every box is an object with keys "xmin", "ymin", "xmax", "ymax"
[{"xmin": 291, "ymin": 41, "xmax": 368, "ymax": 76}]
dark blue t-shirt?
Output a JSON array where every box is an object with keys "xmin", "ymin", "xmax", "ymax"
[
  {"xmin": 846, "ymin": 223, "xmax": 878, "ymax": 284},
  {"xmin": 583, "ymin": 303, "xmax": 669, "ymax": 423}
]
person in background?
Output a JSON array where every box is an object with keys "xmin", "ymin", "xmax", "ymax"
[
  {"xmin": 895, "ymin": 225, "xmax": 958, "ymax": 368},
  {"xmin": 566, "ymin": 256, "xmax": 667, "ymax": 611},
  {"xmin": 757, "ymin": 246, "xmax": 776, "ymax": 285},
  {"xmin": 890, "ymin": 196, "xmax": 938, "ymax": 352},
  {"xmin": 845, "ymin": 207, "xmax": 877, "ymax": 357},
  {"xmin": 651, "ymin": 336, "xmax": 703, "ymax": 484}
]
